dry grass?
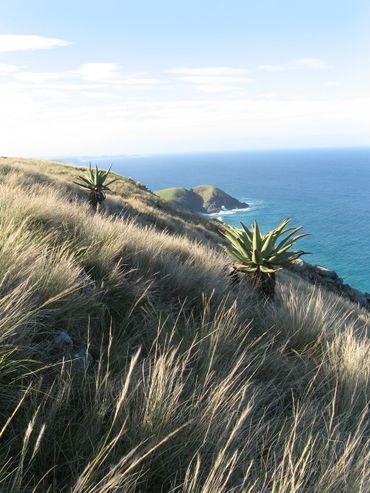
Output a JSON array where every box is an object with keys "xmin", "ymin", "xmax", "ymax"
[{"xmin": 0, "ymin": 158, "xmax": 368, "ymax": 492}]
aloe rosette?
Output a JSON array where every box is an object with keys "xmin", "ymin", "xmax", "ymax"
[
  {"xmin": 220, "ymin": 218, "xmax": 309, "ymax": 298},
  {"xmin": 74, "ymin": 164, "xmax": 118, "ymax": 212}
]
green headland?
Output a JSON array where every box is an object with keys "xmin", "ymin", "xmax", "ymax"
[{"xmin": 155, "ymin": 184, "xmax": 248, "ymax": 213}]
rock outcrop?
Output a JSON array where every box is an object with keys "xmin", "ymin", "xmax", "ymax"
[{"xmin": 290, "ymin": 259, "xmax": 370, "ymax": 310}]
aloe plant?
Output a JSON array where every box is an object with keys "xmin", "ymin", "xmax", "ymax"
[
  {"xmin": 220, "ymin": 218, "xmax": 309, "ymax": 299},
  {"xmin": 74, "ymin": 164, "xmax": 117, "ymax": 212}
]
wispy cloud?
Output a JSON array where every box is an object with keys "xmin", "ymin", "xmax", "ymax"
[
  {"xmin": 3, "ymin": 56, "xmax": 364, "ymax": 156},
  {"xmin": 2, "ymin": 88, "xmax": 368, "ymax": 155},
  {"xmin": 77, "ymin": 63, "xmax": 120, "ymax": 83},
  {"xmin": 257, "ymin": 58, "xmax": 330, "ymax": 73},
  {"xmin": 257, "ymin": 64, "xmax": 285, "ymax": 72},
  {"xmin": 293, "ymin": 58, "xmax": 330, "ymax": 70},
  {"xmin": 167, "ymin": 67, "xmax": 250, "ymax": 76},
  {"xmin": 6, "ymin": 63, "xmax": 162, "ymax": 90},
  {"xmin": 0, "ymin": 34, "xmax": 71, "ymax": 52},
  {"xmin": 76, "ymin": 63, "xmax": 163, "ymax": 86},
  {"xmin": 167, "ymin": 66, "xmax": 254, "ymax": 93},
  {"xmin": 324, "ymin": 80, "xmax": 339, "ymax": 87},
  {"xmin": 0, "ymin": 63, "xmax": 19, "ymax": 73},
  {"xmin": 175, "ymin": 76, "xmax": 253, "ymax": 85},
  {"xmin": 14, "ymin": 71, "xmax": 66, "ymax": 83}
]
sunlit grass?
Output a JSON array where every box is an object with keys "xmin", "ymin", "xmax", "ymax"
[{"xmin": 0, "ymin": 158, "xmax": 368, "ymax": 492}]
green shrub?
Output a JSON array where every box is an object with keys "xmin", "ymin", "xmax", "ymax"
[
  {"xmin": 220, "ymin": 218, "xmax": 309, "ymax": 299},
  {"xmin": 74, "ymin": 164, "xmax": 117, "ymax": 212}
]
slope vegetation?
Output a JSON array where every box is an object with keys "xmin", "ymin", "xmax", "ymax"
[
  {"xmin": 154, "ymin": 187, "xmax": 204, "ymax": 212},
  {"xmin": 192, "ymin": 184, "xmax": 248, "ymax": 213},
  {"xmin": 156, "ymin": 184, "xmax": 248, "ymax": 213},
  {"xmin": 0, "ymin": 157, "xmax": 368, "ymax": 493}
]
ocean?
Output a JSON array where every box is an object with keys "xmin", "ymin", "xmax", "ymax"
[{"xmin": 69, "ymin": 148, "xmax": 370, "ymax": 292}]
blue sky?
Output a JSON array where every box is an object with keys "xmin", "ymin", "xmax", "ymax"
[{"xmin": 1, "ymin": 0, "xmax": 369, "ymax": 156}]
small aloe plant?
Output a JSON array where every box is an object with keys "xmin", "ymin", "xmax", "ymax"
[
  {"xmin": 74, "ymin": 164, "xmax": 117, "ymax": 212},
  {"xmin": 220, "ymin": 218, "xmax": 309, "ymax": 299}
]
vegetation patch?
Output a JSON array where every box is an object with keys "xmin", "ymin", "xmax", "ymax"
[
  {"xmin": 156, "ymin": 184, "xmax": 248, "ymax": 213},
  {"xmin": 0, "ymin": 157, "xmax": 368, "ymax": 493}
]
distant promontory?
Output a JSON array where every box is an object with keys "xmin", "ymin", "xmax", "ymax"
[{"xmin": 155, "ymin": 185, "xmax": 248, "ymax": 214}]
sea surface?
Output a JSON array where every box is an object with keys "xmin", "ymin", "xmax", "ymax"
[{"xmin": 68, "ymin": 148, "xmax": 370, "ymax": 292}]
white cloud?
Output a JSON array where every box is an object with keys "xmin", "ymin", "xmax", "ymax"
[
  {"xmin": 324, "ymin": 80, "xmax": 339, "ymax": 87},
  {"xmin": 176, "ymin": 78, "xmax": 254, "ymax": 94},
  {"xmin": 257, "ymin": 64, "xmax": 285, "ymax": 72},
  {"xmin": 80, "ymin": 91, "xmax": 121, "ymax": 100},
  {"xmin": 294, "ymin": 58, "xmax": 330, "ymax": 70},
  {"xmin": 1, "ymin": 57, "xmax": 367, "ymax": 156},
  {"xmin": 167, "ymin": 67, "xmax": 250, "ymax": 76},
  {"xmin": 167, "ymin": 66, "xmax": 254, "ymax": 93},
  {"xmin": 75, "ymin": 63, "xmax": 163, "ymax": 87},
  {"xmin": 0, "ymin": 63, "xmax": 18, "ymax": 73},
  {"xmin": 257, "ymin": 92, "xmax": 277, "ymax": 99},
  {"xmin": 118, "ymin": 73, "xmax": 163, "ymax": 86},
  {"xmin": 257, "ymin": 59, "xmax": 330, "ymax": 73},
  {"xmin": 2, "ymin": 75, "xmax": 369, "ymax": 156},
  {"xmin": 14, "ymin": 71, "xmax": 66, "ymax": 83},
  {"xmin": 0, "ymin": 34, "xmax": 71, "ymax": 52},
  {"xmin": 176, "ymin": 76, "xmax": 254, "ymax": 85},
  {"xmin": 77, "ymin": 63, "xmax": 120, "ymax": 82},
  {"xmin": 2, "ymin": 63, "xmax": 162, "ymax": 91}
]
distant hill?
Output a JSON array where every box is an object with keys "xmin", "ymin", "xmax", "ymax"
[
  {"xmin": 154, "ymin": 187, "xmax": 204, "ymax": 213},
  {"xmin": 155, "ymin": 184, "xmax": 248, "ymax": 213}
]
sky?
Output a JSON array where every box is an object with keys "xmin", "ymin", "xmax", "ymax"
[{"xmin": 1, "ymin": 0, "xmax": 370, "ymax": 157}]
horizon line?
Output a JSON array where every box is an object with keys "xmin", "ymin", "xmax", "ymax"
[{"xmin": 40, "ymin": 144, "xmax": 370, "ymax": 161}]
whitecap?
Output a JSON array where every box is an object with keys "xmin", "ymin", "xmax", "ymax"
[{"xmin": 206, "ymin": 199, "xmax": 265, "ymax": 218}]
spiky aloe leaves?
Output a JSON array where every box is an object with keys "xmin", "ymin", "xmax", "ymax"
[
  {"xmin": 220, "ymin": 218, "xmax": 309, "ymax": 274},
  {"xmin": 74, "ymin": 163, "xmax": 118, "ymax": 211}
]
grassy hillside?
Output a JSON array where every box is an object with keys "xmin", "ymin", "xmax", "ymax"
[
  {"xmin": 0, "ymin": 157, "xmax": 369, "ymax": 492},
  {"xmin": 155, "ymin": 187, "xmax": 204, "ymax": 212},
  {"xmin": 156, "ymin": 184, "xmax": 248, "ymax": 213},
  {"xmin": 192, "ymin": 185, "xmax": 248, "ymax": 213}
]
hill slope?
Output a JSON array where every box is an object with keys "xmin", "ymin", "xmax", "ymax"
[
  {"xmin": 192, "ymin": 184, "xmax": 249, "ymax": 213},
  {"xmin": 156, "ymin": 184, "xmax": 248, "ymax": 213},
  {"xmin": 0, "ymin": 157, "xmax": 368, "ymax": 493},
  {"xmin": 154, "ymin": 187, "xmax": 204, "ymax": 212}
]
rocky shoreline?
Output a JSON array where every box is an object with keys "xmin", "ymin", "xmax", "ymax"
[{"xmin": 290, "ymin": 259, "xmax": 370, "ymax": 310}]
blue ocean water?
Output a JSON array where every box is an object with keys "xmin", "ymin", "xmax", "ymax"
[{"xmin": 71, "ymin": 148, "xmax": 370, "ymax": 292}]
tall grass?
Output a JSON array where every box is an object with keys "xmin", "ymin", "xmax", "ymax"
[{"xmin": 0, "ymin": 158, "xmax": 368, "ymax": 492}]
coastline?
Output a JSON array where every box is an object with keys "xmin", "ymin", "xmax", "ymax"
[{"xmin": 290, "ymin": 259, "xmax": 370, "ymax": 310}]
